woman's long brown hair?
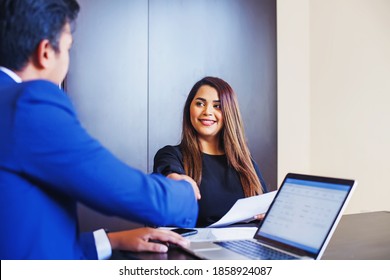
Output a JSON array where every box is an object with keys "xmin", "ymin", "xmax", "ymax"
[{"xmin": 180, "ymin": 76, "xmax": 264, "ymax": 197}]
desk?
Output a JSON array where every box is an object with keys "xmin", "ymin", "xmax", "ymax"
[
  {"xmin": 111, "ymin": 211, "xmax": 390, "ymax": 260},
  {"xmin": 322, "ymin": 211, "xmax": 390, "ymax": 259}
]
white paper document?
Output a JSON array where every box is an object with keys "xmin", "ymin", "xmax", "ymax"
[
  {"xmin": 207, "ymin": 190, "xmax": 277, "ymax": 228},
  {"xmin": 185, "ymin": 227, "xmax": 257, "ymax": 242}
]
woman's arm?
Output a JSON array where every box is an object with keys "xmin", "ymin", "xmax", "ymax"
[{"xmin": 154, "ymin": 146, "xmax": 200, "ymax": 200}]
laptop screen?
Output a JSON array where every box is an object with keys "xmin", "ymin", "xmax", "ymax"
[{"xmin": 255, "ymin": 175, "xmax": 353, "ymax": 255}]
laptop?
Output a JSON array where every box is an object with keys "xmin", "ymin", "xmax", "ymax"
[{"xmin": 183, "ymin": 173, "xmax": 357, "ymax": 260}]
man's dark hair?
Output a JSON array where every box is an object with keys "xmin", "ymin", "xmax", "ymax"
[{"xmin": 0, "ymin": 0, "xmax": 80, "ymax": 71}]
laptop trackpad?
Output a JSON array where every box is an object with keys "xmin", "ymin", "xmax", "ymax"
[
  {"xmin": 190, "ymin": 242, "xmax": 221, "ymax": 251},
  {"xmin": 189, "ymin": 242, "xmax": 249, "ymax": 260}
]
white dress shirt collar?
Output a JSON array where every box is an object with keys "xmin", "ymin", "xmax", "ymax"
[{"xmin": 0, "ymin": 66, "xmax": 22, "ymax": 83}]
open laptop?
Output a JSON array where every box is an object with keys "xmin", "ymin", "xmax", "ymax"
[{"xmin": 183, "ymin": 173, "xmax": 357, "ymax": 260}]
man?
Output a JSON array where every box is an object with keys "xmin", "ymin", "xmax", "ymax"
[{"xmin": 0, "ymin": 0, "xmax": 200, "ymax": 259}]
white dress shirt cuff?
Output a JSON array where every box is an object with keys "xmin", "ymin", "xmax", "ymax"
[{"xmin": 93, "ymin": 229, "xmax": 112, "ymax": 260}]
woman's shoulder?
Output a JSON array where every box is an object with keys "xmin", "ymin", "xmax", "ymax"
[
  {"xmin": 251, "ymin": 159, "xmax": 260, "ymax": 169},
  {"xmin": 153, "ymin": 145, "xmax": 184, "ymax": 174},
  {"xmin": 156, "ymin": 144, "xmax": 181, "ymax": 154},
  {"xmin": 250, "ymin": 159, "xmax": 269, "ymax": 193},
  {"xmin": 154, "ymin": 144, "xmax": 183, "ymax": 160}
]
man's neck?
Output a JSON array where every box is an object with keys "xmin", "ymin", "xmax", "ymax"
[
  {"xmin": 14, "ymin": 63, "xmax": 47, "ymax": 82},
  {"xmin": 0, "ymin": 64, "xmax": 43, "ymax": 83}
]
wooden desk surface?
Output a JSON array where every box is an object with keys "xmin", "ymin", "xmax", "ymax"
[
  {"xmin": 112, "ymin": 211, "xmax": 390, "ymax": 260},
  {"xmin": 322, "ymin": 211, "xmax": 390, "ymax": 260}
]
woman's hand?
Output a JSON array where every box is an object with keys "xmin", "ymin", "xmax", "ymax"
[
  {"xmin": 167, "ymin": 172, "xmax": 201, "ymax": 200},
  {"xmin": 107, "ymin": 227, "xmax": 190, "ymax": 253}
]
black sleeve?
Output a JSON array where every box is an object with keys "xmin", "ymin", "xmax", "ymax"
[
  {"xmin": 153, "ymin": 145, "xmax": 186, "ymax": 176},
  {"xmin": 252, "ymin": 160, "xmax": 269, "ymax": 193}
]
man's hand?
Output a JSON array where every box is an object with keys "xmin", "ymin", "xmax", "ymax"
[
  {"xmin": 167, "ymin": 172, "xmax": 201, "ymax": 200},
  {"xmin": 107, "ymin": 227, "xmax": 190, "ymax": 253}
]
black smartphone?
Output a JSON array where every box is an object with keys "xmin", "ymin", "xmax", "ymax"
[{"xmin": 171, "ymin": 228, "xmax": 198, "ymax": 237}]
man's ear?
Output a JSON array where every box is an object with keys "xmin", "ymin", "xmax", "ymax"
[{"xmin": 34, "ymin": 39, "xmax": 55, "ymax": 69}]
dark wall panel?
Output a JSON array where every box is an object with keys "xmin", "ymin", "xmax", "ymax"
[
  {"xmin": 68, "ymin": 0, "xmax": 149, "ymax": 170},
  {"xmin": 67, "ymin": 0, "xmax": 149, "ymax": 231}
]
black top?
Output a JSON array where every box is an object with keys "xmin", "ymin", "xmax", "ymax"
[{"xmin": 153, "ymin": 145, "xmax": 268, "ymax": 227}]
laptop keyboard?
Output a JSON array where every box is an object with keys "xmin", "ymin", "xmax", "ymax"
[{"xmin": 215, "ymin": 240, "xmax": 298, "ymax": 260}]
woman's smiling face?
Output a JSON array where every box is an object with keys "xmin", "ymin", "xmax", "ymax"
[{"xmin": 190, "ymin": 85, "xmax": 223, "ymax": 141}]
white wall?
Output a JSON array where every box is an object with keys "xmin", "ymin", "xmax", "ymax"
[
  {"xmin": 277, "ymin": 0, "xmax": 311, "ymax": 183},
  {"xmin": 278, "ymin": 0, "xmax": 390, "ymax": 214}
]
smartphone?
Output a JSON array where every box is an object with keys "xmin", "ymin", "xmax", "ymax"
[{"xmin": 171, "ymin": 228, "xmax": 198, "ymax": 237}]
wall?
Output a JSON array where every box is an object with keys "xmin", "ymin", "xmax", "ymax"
[
  {"xmin": 278, "ymin": 0, "xmax": 390, "ymax": 214},
  {"xmin": 277, "ymin": 0, "xmax": 311, "ymax": 183}
]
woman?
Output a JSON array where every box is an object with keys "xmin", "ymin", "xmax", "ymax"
[{"xmin": 154, "ymin": 76, "xmax": 268, "ymax": 227}]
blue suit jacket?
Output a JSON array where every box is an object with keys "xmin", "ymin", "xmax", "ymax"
[{"xmin": 0, "ymin": 71, "xmax": 198, "ymax": 259}]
